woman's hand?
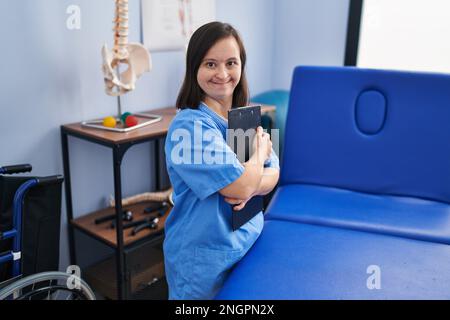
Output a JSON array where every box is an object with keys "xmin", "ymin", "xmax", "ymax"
[
  {"xmin": 252, "ymin": 126, "xmax": 272, "ymax": 163},
  {"xmin": 224, "ymin": 196, "xmax": 252, "ymax": 211},
  {"xmin": 219, "ymin": 128, "xmax": 270, "ymax": 200}
]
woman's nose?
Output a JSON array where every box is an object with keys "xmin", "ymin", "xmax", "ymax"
[{"xmin": 215, "ymin": 65, "xmax": 229, "ymax": 80}]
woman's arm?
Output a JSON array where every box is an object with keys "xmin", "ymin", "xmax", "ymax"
[
  {"xmin": 219, "ymin": 127, "xmax": 272, "ymax": 200},
  {"xmin": 219, "ymin": 154, "xmax": 265, "ymax": 200},
  {"xmin": 224, "ymin": 167, "xmax": 279, "ymax": 211},
  {"xmin": 257, "ymin": 167, "xmax": 280, "ymax": 196}
]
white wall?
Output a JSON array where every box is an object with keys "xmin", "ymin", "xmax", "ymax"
[{"xmin": 271, "ymin": 0, "xmax": 350, "ymax": 89}]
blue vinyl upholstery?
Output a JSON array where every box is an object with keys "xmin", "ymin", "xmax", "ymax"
[
  {"xmin": 282, "ymin": 66, "xmax": 450, "ymax": 204},
  {"xmin": 265, "ymin": 184, "xmax": 450, "ymax": 245},
  {"xmin": 217, "ymin": 67, "xmax": 450, "ymax": 299},
  {"xmin": 217, "ymin": 220, "xmax": 450, "ymax": 300}
]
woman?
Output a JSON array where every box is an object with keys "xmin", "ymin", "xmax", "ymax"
[{"xmin": 164, "ymin": 21, "xmax": 280, "ymax": 299}]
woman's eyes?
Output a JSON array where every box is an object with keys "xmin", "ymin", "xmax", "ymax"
[{"xmin": 204, "ymin": 61, "xmax": 239, "ymax": 68}]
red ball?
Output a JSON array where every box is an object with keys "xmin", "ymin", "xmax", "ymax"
[{"xmin": 125, "ymin": 115, "xmax": 138, "ymax": 127}]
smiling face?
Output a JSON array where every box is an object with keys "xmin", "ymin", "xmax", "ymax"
[{"xmin": 197, "ymin": 36, "xmax": 242, "ymax": 107}]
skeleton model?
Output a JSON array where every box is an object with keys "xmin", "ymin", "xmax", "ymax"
[
  {"xmin": 102, "ymin": 1, "xmax": 172, "ymax": 206},
  {"xmin": 102, "ymin": 0, "xmax": 152, "ymax": 96}
]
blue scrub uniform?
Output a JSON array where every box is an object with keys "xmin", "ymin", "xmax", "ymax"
[{"xmin": 164, "ymin": 102, "xmax": 279, "ymax": 299}]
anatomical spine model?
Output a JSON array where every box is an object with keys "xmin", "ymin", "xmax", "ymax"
[{"xmin": 102, "ymin": 0, "xmax": 152, "ymax": 96}]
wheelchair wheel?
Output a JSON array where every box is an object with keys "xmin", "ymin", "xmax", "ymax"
[{"xmin": 0, "ymin": 271, "xmax": 96, "ymax": 300}]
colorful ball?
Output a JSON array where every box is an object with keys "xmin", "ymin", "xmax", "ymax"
[
  {"xmin": 120, "ymin": 112, "xmax": 132, "ymax": 124},
  {"xmin": 103, "ymin": 116, "xmax": 117, "ymax": 128},
  {"xmin": 125, "ymin": 115, "xmax": 138, "ymax": 127}
]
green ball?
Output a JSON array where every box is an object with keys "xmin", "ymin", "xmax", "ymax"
[{"xmin": 121, "ymin": 112, "xmax": 132, "ymax": 124}]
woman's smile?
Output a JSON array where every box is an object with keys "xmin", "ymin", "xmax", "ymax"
[{"xmin": 210, "ymin": 79, "xmax": 232, "ymax": 86}]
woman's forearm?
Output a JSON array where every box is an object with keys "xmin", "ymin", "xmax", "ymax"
[
  {"xmin": 219, "ymin": 155, "xmax": 265, "ymax": 199},
  {"xmin": 222, "ymin": 167, "xmax": 280, "ymax": 210},
  {"xmin": 255, "ymin": 168, "xmax": 280, "ymax": 196}
]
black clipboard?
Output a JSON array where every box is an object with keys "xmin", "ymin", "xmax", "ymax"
[{"xmin": 227, "ymin": 105, "xmax": 264, "ymax": 231}]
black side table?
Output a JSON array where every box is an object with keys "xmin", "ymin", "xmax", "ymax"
[{"xmin": 60, "ymin": 107, "xmax": 176, "ymax": 299}]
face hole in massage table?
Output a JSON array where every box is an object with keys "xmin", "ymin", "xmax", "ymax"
[{"xmin": 355, "ymin": 89, "xmax": 387, "ymax": 135}]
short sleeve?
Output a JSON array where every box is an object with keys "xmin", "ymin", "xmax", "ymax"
[
  {"xmin": 264, "ymin": 148, "xmax": 280, "ymax": 169},
  {"xmin": 166, "ymin": 115, "xmax": 244, "ymax": 200}
]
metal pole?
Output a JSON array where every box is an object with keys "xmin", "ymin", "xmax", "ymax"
[
  {"xmin": 113, "ymin": 146, "xmax": 127, "ymax": 299},
  {"xmin": 117, "ymin": 95, "xmax": 122, "ymax": 119},
  {"xmin": 61, "ymin": 129, "xmax": 77, "ymax": 265},
  {"xmin": 116, "ymin": 65, "xmax": 122, "ymax": 119}
]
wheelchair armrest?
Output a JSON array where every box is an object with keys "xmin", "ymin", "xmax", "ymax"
[
  {"xmin": 36, "ymin": 175, "xmax": 64, "ymax": 186},
  {"xmin": 0, "ymin": 164, "xmax": 32, "ymax": 175}
]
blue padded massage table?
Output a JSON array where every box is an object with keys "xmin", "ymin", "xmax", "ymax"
[{"xmin": 216, "ymin": 66, "xmax": 450, "ymax": 299}]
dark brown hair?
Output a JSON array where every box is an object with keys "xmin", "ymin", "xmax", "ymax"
[{"xmin": 176, "ymin": 21, "xmax": 249, "ymax": 109}]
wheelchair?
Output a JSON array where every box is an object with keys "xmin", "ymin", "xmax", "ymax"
[{"xmin": 0, "ymin": 164, "xmax": 95, "ymax": 300}]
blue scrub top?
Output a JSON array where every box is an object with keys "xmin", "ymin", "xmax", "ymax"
[{"xmin": 164, "ymin": 102, "xmax": 280, "ymax": 299}]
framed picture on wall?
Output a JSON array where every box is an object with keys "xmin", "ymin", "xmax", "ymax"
[{"xmin": 141, "ymin": 0, "xmax": 216, "ymax": 52}]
